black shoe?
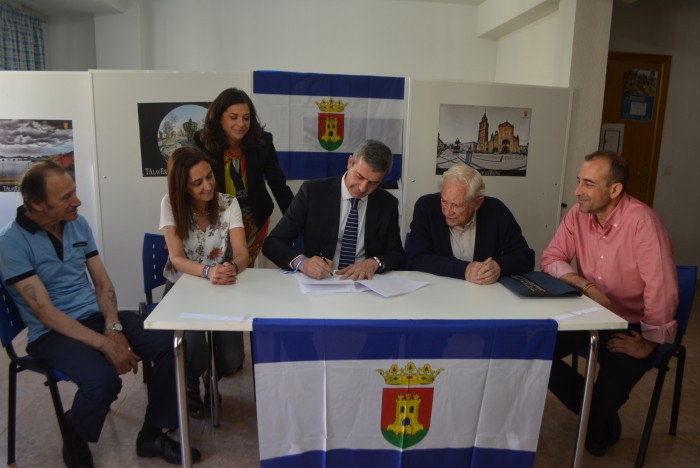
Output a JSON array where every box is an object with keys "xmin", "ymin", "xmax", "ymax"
[
  {"xmin": 584, "ymin": 438, "xmax": 607, "ymax": 457},
  {"xmin": 62, "ymin": 416, "xmax": 94, "ymax": 468},
  {"xmin": 607, "ymin": 412, "xmax": 622, "ymax": 445},
  {"xmin": 136, "ymin": 431, "xmax": 202, "ymax": 465}
]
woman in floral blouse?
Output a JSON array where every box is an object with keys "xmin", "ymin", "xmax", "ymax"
[{"xmin": 159, "ymin": 146, "xmax": 249, "ymax": 418}]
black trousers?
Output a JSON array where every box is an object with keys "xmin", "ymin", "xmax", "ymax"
[
  {"xmin": 548, "ymin": 325, "xmax": 654, "ymax": 445},
  {"xmin": 27, "ymin": 312, "xmax": 178, "ymax": 442}
]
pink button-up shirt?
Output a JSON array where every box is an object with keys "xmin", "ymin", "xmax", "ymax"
[{"xmin": 541, "ymin": 194, "xmax": 678, "ymax": 343}]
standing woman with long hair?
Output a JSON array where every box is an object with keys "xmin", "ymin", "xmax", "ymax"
[
  {"xmin": 159, "ymin": 146, "xmax": 249, "ymax": 418},
  {"xmin": 195, "ymin": 88, "xmax": 293, "ymax": 266}
]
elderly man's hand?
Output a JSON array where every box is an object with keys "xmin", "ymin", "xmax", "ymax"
[{"xmin": 465, "ymin": 258, "xmax": 501, "ymax": 285}]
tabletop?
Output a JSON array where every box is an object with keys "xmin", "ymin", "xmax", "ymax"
[{"xmin": 144, "ymin": 269, "xmax": 628, "ymax": 332}]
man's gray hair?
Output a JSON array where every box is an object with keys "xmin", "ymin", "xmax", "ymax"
[
  {"xmin": 440, "ymin": 164, "xmax": 485, "ymax": 202},
  {"xmin": 351, "ymin": 139, "xmax": 393, "ymax": 174}
]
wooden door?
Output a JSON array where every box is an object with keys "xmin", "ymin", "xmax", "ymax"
[{"xmin": 601, "ymin": 52, "xmax": 672, "ymax": 206}]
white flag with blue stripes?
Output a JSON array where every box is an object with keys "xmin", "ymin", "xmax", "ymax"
[
  {"xmin": 253, "ymin": 318, "xmax": 557, "ymax": 468},
  {"xmin": 252, "ymin": 71, "xmax": 405, "ymax": 181}
]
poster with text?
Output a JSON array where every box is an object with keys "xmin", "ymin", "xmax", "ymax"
[
  {"xmin": 0, "ymin": 119, "xmax": 75, "ymax": 192},
  {"xmin": 137, "ymin": 102, "xmax": 209, "ymax": 177},
  {"xmin": 437, "ymin": 105, "xmax": 531, "ymax": 177}
]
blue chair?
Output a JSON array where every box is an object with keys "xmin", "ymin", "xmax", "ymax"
[
  {"xmin": 0, "ymin": 278, "xmax": 75, "ymax": 465},
  {"xmin": 140, "ymin": 232, "xmax": 222, "ymax": 426},
  {"xmin": 139, "ymin": 232, "xmax": 169, "ymax": 383},
  {"xmin": 635, "ymin": 265, "xmax": 697, "ymax": 467}
]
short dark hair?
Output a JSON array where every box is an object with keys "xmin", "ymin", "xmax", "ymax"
[
  {"xmin": 167, "ymin": 146, "xmax": 218, "ymax": 240},
  {"xmin": 19, "ymin": 160, "xmax": 67, "ymax": 212},
  {"xmin": 584, "ymin": 150, "xmax": 629, "ymax": 189},
  {"xmin": 199, "ymin": 88, "xmax": 265, "ymax": 154},
  {"xmin": 351, "ymin": 139, "xmax": 393, "ymax": 174}
]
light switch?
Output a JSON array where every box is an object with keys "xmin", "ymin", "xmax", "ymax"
[{"xmin": 664, "ymin": 166, "xmax": 672, "ymax": 175}]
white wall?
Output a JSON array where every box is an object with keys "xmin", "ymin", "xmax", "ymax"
[
  {"xmin": 45, "ymin": 16, "xmax": 97, "ymax": 70},
  {"xmin": 494, "ymin": 11, "xmax": 563, "ymax": 87},
  {"xmin": 92, "ymin": 0, "xmax": 498, "ymax": 82},
  {"xmin": 491, "ymin": 0, "xmax": 614, "ymax": 240},
  {"xmin": 609, "ymin": 0, "xmax": 700, "ymax": 270}
]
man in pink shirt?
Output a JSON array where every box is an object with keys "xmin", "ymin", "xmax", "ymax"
[{"xmin": 541, "ymin": 151, "xmax": 677, "ymax": 456}]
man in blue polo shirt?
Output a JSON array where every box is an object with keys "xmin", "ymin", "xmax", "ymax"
[{"xmin": 0, "ymin": 161, "xmax": 201, "ymax": 467}]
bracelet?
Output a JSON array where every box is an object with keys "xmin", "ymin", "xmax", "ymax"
[
  {"xmin": 232, "ymin": 261, "xmax": 239, "ymax": 274},
  {"xmin": 581, "ymin": 282, "xmax": 595, "ymax": 294},
  {"xmin": 203, "ymin": 264, "xmax": 212, "ymax": 279},
  {"xmin": 292, "ymin": 257, "xmax": 306, "ymax": 273}
]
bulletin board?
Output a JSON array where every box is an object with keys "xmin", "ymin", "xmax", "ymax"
[
  {"xmin": 403, "ymin": 80, "xmax": 572, "ymax": 263},
  {"xmin": 91, "ymin": 71, "xmax": 249, "ymax": 309}
]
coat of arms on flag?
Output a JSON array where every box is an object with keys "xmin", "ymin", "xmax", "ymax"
[
  {"xmin": 378, "ymin": 362, "xmax": 443, "ymax": 449},
  {"xmin": 316, "ymin": 98, "xmax": 347, "ymax": 151}
]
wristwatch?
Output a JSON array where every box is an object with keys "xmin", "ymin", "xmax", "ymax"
[
  {"xmin": 107, "ymin": 321, "xmax": 123, "ymax": 332},
  {"xmin": 372, "ymin": 256, "xmax": 385, "ymax": 273}
]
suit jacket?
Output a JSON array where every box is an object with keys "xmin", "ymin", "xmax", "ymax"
[
  {"xmin": 194, "ymin": 131, "xmax": 294, "ymax": 228},
  {"xmin": 262, "ymin": 176, "xmax": 404, "ymax": 272},
  {"xmin": 408, "ymin": 193, "xmax": 534, "ymax": 279}
]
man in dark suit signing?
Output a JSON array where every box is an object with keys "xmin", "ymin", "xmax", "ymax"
[
  {"xmin": 408, "ymin": 163, "xmax": 533, "ymax": 284},
  {"xmin": 262, "ymin": 139, "xmax": 404, "ymax": 280}
]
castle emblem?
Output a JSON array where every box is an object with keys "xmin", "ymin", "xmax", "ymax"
[
  {"xmin": 377, "ymin": 361, "xmax": 443, "ymax": 449},
  {"xmin": 315, "ymin": 98, "xmax": 347, "ymax": 151}
]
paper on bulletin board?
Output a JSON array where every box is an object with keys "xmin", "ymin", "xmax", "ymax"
[{"xmin": 599, "ymin": 123, "xmax": 624, "ymax": 154}]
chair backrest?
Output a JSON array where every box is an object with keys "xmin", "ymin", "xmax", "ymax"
[
  {"xmin": 675, "ymin": 265, "xmax": 697, "ymax": 335},
  {"xmin": 142, "ymin": 233, "xmax": 168, "ymax": 303},
  {"xmin": 0, "ymin": 278, "xmax": 26, "ymax": 350}
]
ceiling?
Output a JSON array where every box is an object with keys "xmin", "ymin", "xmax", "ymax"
[
  {"xmin": 9, "ymin": 0, "xmax": 128, "ymax": 17},
  {"xmin": 13, "ymin": 0, "xmax": 638, "ymax": 19},
  {"xmin": 12, "ymin": 0, "xmax": 489, "ymax": 18}
]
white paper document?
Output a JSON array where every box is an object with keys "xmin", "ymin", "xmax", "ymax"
[{"xmin": 293, "ymin": 272, "xmax": 429, "ymax": 298}]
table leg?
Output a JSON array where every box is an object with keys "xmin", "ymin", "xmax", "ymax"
[
  {"xmin": 572, "ymin": 331, "xmax": 599, "ymax": 468},
  {"xmin": 207, "ymin": 331, "xmax": 220, "ymax": 427},
  {"xmin": 174, "ymin": 331, "xmax": 192, "ymax": 468}
]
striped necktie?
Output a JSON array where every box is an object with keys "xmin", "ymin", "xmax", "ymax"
[{"xmin": 338, "ymin": 198, "xmax": 360, "ymax": 269}]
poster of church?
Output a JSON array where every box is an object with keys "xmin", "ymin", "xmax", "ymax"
[{"xmin": 436, "ymin": 104, "xmax": 531, "ymax": 176}]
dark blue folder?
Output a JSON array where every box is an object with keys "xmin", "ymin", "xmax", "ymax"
[{"xmin": 499, "ymin": 271, "xmax": 582, "ymax": 298}]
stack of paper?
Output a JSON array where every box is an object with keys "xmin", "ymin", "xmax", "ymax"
[{"xmin": 293, "ymin": 272, "xmax": 429, "ymax": 298}]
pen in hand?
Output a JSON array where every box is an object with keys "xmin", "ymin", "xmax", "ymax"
[{"xmin": 320, "ymin": 254, "xmax": 334, "ymax": 277}]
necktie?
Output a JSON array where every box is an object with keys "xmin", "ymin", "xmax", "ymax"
[{"xmin": 338, "ymin": 198, "xmax": 359, "ymax": 269}]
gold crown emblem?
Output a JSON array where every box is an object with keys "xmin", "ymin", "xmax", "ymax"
[
  {"xmin": 377, "ymin": 361, "xmax": 443, "ymax": 386},
  {"xmin": 315, "ymin": 98, "xmax": 348, "ymax": 113}
]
